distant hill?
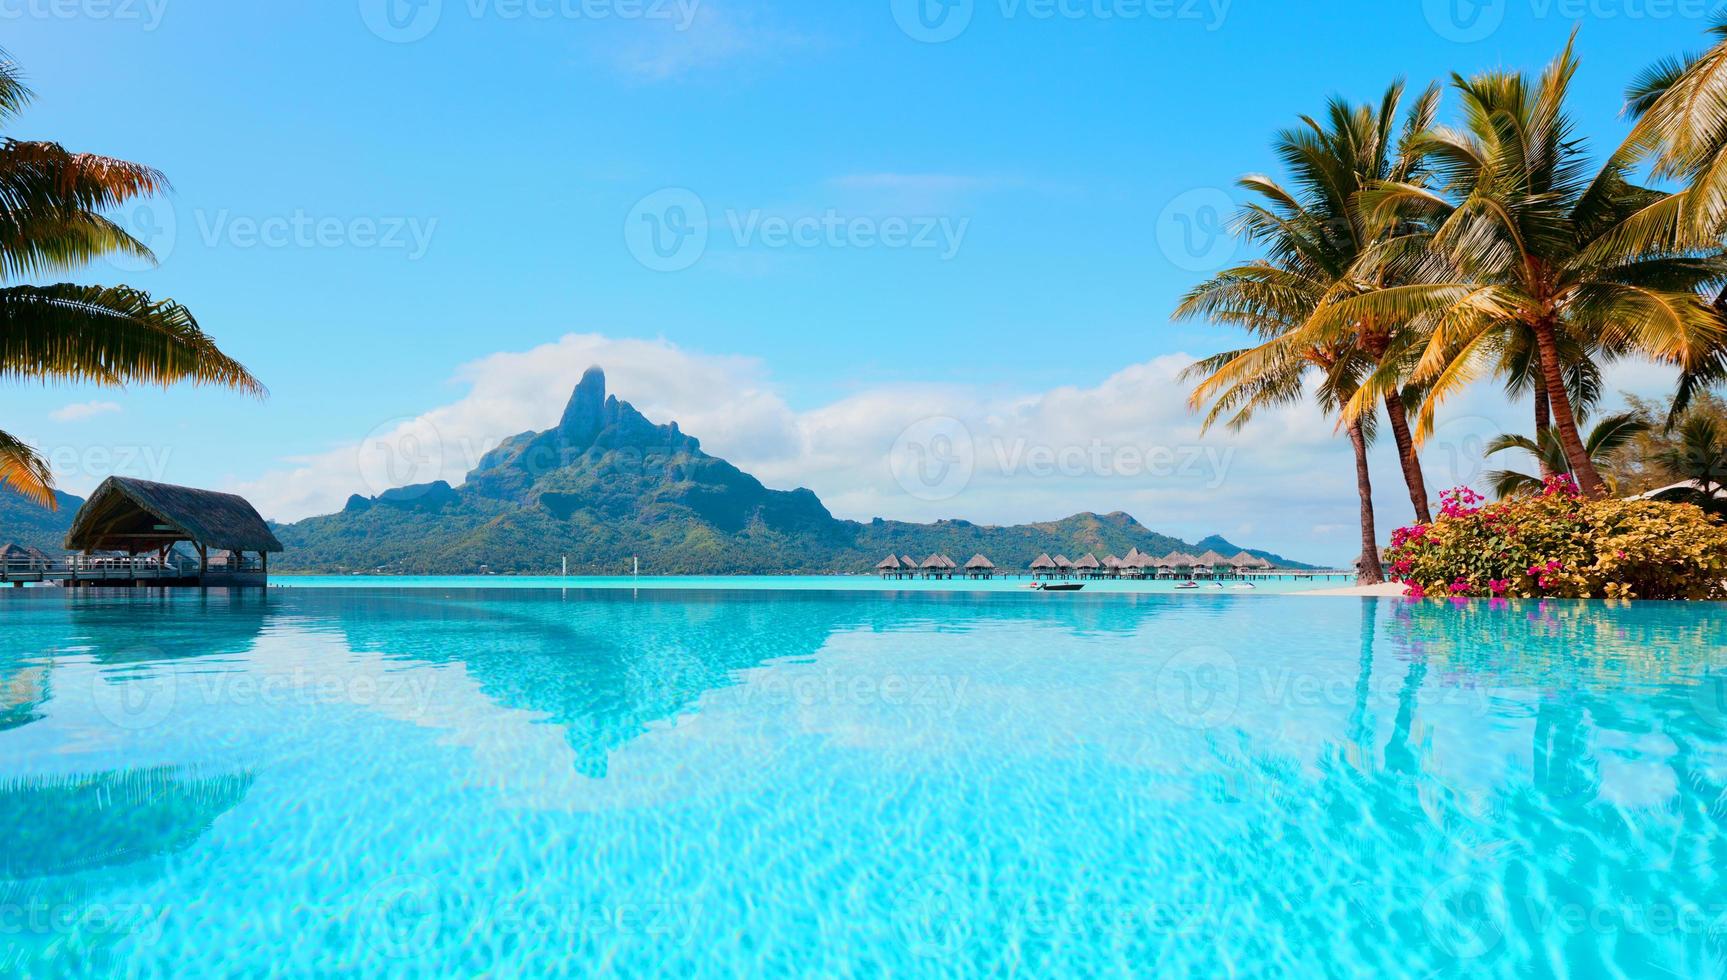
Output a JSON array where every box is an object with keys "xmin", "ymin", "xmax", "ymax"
[
  {"xmin": 277, "ymin": 367, "xmax": 1316, "ymax": 574},
  {"xmin": 0, "ymin": 490, "xmax": 82, "ymax": 554}
]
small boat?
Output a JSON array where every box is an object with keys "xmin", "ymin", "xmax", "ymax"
[
  {"xmin": 1033, "ymin": 583, "xmax": 1085, "ymax": 592},
  {"xmin": 1175, "ymin": 581, "xmax": 1200, "ymax": 590},
  {"xmin": 1230, "ymin": 583, "xmax": 1257, "ymax": 590}
]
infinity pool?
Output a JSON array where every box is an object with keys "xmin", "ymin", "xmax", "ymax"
[{"xmin": 2, "ymin": 588, "xmax": 1724, "ymax": 976}]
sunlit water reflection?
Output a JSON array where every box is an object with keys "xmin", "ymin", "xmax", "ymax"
[{"xmin": 1, "ymin": 588, "xmax": 1724, "ymax": 976}]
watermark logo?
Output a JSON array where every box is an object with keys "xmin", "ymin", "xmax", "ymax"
[
  {"xmin": 892, "ymin": 0, "xmax": 974, "ymax": 42},
  {"xmin": 1154, "ymin": 646, "xmax": 1239, "ymax": 729},
  {"xmin": 1156, "ymin": 187, "xmax": 1236, "ymax": 273},
  {"xmin": 1422, "ymin": 0, "xmax": 1505, "ymax": 42},
  {"xmin": 90, "ymin": 654, "xmax": 176, "ymax": 732},
  {"xmin": 1691, "ymin": 672, "xmax": 1727, "ymax": 730},
  {"xmin": 356, "ymin": 416, "xmax": 449, "ymax": 498},
  {"xmin": 1423, "ymin": 413, "xmax": 1500, "ymax": 494},
  {"xmin": 890, "ymin": 416, "xmax": 977, "ymax": 502},
  {"xmin": 894, "ymin": 873, "xmax": 972, "ymax": 958},
  {"xmin": 1422, "ymin": 873, "xmax": 1508, "ymax": 960},
  {"xmin": 361, "ymin": 0, "xmax": 444, "ymax": 42},
  {"xmin": 624, "ymin": 188, "xmax": 710, "ymax": 273},
  {"xmin": 360, "ymin": 875, "xmax": 444, "ymax": 958},
  {"xmin": 103, "ymin": 196, "xmax": 177, "ymax": 274}
]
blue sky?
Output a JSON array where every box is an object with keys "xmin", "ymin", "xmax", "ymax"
[{"xmin": 2, "ymin": 0, "xmax": 1716, "ymax": 563}]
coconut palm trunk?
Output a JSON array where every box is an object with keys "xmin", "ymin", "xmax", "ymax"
[
  {"xmin": 1380, "ymin": 393, "xmax": 1433, "ymax": 523},
  {"xmin": 1532, "ymin": 356, "xmax": 1554, "ymax": 479},
  {"xmin": 1533, "ymin": 317, "xmax": 1607, "ymax": 496},
  {"xmin": 1347, "ymin": 418, "xmax": 1385, "ymax": 584}
]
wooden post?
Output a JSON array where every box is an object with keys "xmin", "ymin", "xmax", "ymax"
[{"xmin": 198, "ymin": 544, "xmax": 208, "ymax": 585}]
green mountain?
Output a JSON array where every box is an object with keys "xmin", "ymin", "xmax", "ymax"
[
  {"xmin": 276, "ymin": 367, "xmax": 1315, "ymax": 574},
  {"xmin": 0, "ymin": 490, "xmax": 82, "ymax": 554}
]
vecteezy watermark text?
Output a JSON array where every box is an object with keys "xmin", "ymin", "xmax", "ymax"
[
  {"xmin": 1422, "ymin": 0, "xmax": 1711, "ymax": 43},
  {"xmin": 360, "ymin": 0, "xmax": 702, "ymax": 43},
  {"xmin": 624, "ymin": 188, "xmax": 969, "ymax": 272},
  {"xmin": 891, "ymin": 0, "xmax": 1230, "ymax": 42},
  {"xmin": 0, "ymin": 0, "xmax": 167, "ymax": 29},
  {"xmin": 889, "ymin": 415, "xmax": 1236, "ymax": 503}
]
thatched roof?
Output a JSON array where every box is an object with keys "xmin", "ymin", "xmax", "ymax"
[
  {"xmin": 1074, "ymin": 553, "xmax": 1100, "ymax": 570},
  {"xmin": 941, "ymin": 555, "xmax": 958, "ymax": 569},
  {"xmin": 965, "ymin": 554, "xmax": 995, "ymax": 570},
  {"xmin": 921, "ymin": 554, "xmax": 946, "ymax": 569},
  {"xmin": 65, "ymin": 477, "xmax": 284, "ymax": 554},
  {"xmin": 1053, "ymin": 555, "xmax": 1073, "ymax": 568},
  {"xmin": 1164, "ymin": 552, "xmax": 1199, "ymax": 567},
  {"xmin": 1103, "ymin": 555, "xmax": 1121, "ymax": 568},
  {"xmin": 876, "ymin": 554, "xmax": 902, "ymax": 570},
  {"xmin": 1228, "ymin": 551, "xmax": 1272, "ymax": 568},
  {"xmin": 1030, "ymin": 553, "xmax": 1056, "ymax": 570},
  {"xmin": 901, "ymin": 555, "xmax": 918, "ymax": 568},
  {"xmin": 1196, "ymin": 550, "xmax": 1231, "ymax": 566}
]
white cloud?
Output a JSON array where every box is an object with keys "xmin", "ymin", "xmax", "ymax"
[
  {"xmin": 229, "ymin": 334, "xmax": 1686, "ymax": 566},
  {"xmin": 49, "ymin": 401, "xmax": 122, "ymax": 423}
]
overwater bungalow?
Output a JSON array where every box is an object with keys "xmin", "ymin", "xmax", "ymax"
[
  {"xmin": 1162, "ymin": 552, "xmax": 1200, "ymax": 578},
  {"xmin": 920, "ymin": 554, "xmax": 949, "ymax": 579},
  {"xmin": 964, "ymin": 554, "xmax": 996, "ymax": 579},
  {"xmin": 1074, "ymin": 553, "xmax": 1102, "ymax": 579},
  {"xmin": 1030, "ymin": 553, "xmax": 1056, "ymax": 580},
  {"xmin": 62, "ymin": 477, "xmax": 284, "ymax": 587},
  {"xmin": 876, "ymin": 554, "xmax": 910, "ymax": 579},
  {"xmin": 1103, "ymin": 555, "xmax": 1123, "ymax": 578},
  {"xmin": 1052, "ymin": 555, "xmax": 1074, "ymax": 580}
]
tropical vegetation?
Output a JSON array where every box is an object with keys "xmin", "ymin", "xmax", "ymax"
[
  {"xmin": 0, "ymin": 51, "xmax": 259, "ymax": 508},
  {"xmin": 1484, "ymin": 412, "xmax": 1648, "ymax": 499},
  {"xmin": 1384, "ymin": 482, "xmax": 1727, "ymax": 601},
  {"xmin": 1180, "ymin": 24, "xmax": 1727, "ymax": 588}
]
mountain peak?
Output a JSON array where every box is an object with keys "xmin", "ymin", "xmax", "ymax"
[{"xmin": 559, "ymin": 366, "xmax": 608, "ymax": 443}]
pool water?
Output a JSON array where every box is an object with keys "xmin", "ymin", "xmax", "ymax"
[{"xmin": 2, "ymin": 588, "xmax": 1724, "ymax": 976}]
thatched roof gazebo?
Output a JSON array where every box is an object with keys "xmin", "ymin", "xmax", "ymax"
[
  {"xmin": 1074, "ymin": 553, "xmax": 1101, "ymax": 577},
  {"xmin": 964, "ymin": 554, "xmax": 996, "ymax": 579},
  {"xmin": 1030, "ymin": 553, "xmax": 1056, "ymax": 579},
  {"xmin": 64, "ymin": 477, "xmax": 283, "ymax": 586},
  {"xmin": 876, "ymin": 554, "xmax": 906, "ymax": 578}
]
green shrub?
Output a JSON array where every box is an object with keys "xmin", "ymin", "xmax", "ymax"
[{"xmin": 1386, "ymin": 478, "xmax": 1727, "ymax": 600}]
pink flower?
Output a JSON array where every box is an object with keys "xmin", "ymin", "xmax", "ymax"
[
  {"xmin": 1438, "ymin": 487, "xmax": 1484, "ymax": 519},
  {"xmin": 1488, "ymin": 579, "xmax": 1509, "ymax": 596},
  {"xmin": 1449, "ymin": 579, "xmax": 1472, "ymax": 595},
  {"xmin": 1404, "ymin": 583, "xmax": 1427, "ymax": 599}
]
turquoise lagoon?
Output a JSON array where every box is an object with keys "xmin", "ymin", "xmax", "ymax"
[{"xmin": 2, "ymin": 586, "xmax": 1725, "ymax": 976}]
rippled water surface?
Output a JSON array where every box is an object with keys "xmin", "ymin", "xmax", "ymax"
[{"xmin": 2, "ymin": 588, "xmax": 1725, "ymax": 977}]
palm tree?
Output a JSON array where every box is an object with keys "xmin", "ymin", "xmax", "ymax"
[
  {"xmin": 1625, "ymin": 17, "xmax": 1727, "ymax": 245},
  {"xmin": 1484, "ymin": 411, "xmax": 1648, "ymax": 498},
  {"xmin": 0, "ymin": 53, "xmax": 260, "ymax": 507},
  {"xmin": 1653, "ymin": 415, "xmax": 1727, "ymax": 503},
  {"xmin": 1176, "ymin": 261, "xmax": 1387, "ymax": 584},
  {"xmin": 1625, "ymin": 21, "xmax": 1727, "ymax": 420},
  {"xmin": 1192, "ymin": 83, "xmax": 1441, "ymax": 524},
  {"xmin": 1325, "ymin": 38, "xmax": 1725, "ymax": 499}
]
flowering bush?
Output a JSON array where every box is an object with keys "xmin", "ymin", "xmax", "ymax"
[{"xmin": 1385, "ymin": 482, "xmax": 1727, "ymax": 600}]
